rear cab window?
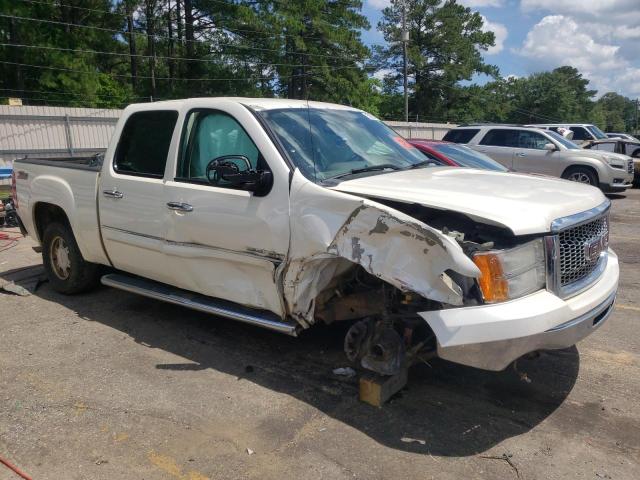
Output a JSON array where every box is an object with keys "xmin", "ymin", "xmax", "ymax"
[
  {"xmin": 442, "ymin": 129, "xmax": 479, "ymax": 143},
  {"xmin": 114, "ymin": 110, "xmax": 179, "ymax": 178}
]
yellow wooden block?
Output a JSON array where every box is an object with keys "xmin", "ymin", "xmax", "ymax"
[{"xmin": 359, "ymin": 368, "xmax": 408, "ymax": 407}]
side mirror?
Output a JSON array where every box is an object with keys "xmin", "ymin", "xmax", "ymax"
[
  {"xmin": 206, "ymin": 156, "xmax": 273, "ymax": 196},
  {"xmin": 544, "ymin": 143, "xmax": 557, "ymax": 151}
]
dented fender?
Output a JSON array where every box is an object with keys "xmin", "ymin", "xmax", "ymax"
[{"xmin": 283, "ymin": 170, "xmax": 480, "ymax": 326}]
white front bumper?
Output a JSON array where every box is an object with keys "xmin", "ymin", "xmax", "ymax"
[{"xmin": 418, "ymin": 249, "xmax": 619, "ymax": 370}]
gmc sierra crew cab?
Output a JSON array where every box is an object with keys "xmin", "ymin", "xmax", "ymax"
[{"xmin": 12, "ymin": 98, "xmax": 618, "ymax": 376}]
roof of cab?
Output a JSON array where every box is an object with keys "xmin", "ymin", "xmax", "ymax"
[{"xmin": 125, "ymin": 97, "xmax": 361, "ymax": 112}]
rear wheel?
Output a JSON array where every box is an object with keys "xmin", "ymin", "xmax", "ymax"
[
  {"xmin": 42, "ymin": 222, "xmax": 101, "ymax": 294},
  {"xmin": 562, "ymin": 167, "xmax": 598, "ymax": 186}
]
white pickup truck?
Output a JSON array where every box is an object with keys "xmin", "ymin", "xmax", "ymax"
[{"xmin": 12, "ymin": 98, "xmax": 618, "ymax": 375}]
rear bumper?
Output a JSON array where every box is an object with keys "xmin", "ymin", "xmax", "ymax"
[{"xmin": 419, "ymin": 249, "xmax": 619, "ymax": 371}]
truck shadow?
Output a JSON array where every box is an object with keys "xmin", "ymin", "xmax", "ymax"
[{"xmin": 6, "ymin": 269, "xmax": 579, "ymax": 458}]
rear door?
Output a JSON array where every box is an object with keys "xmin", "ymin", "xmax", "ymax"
[
  {"xmin": 162, "ymin": 104, "xmax": 290, "ymax": 316},
  {"xmin": 98, "ymin": 109, "xmax": 179, "ymax": 284},
  {"xmin": 472, "ymin": 129, "xmax": 518, "ymax": 169}
]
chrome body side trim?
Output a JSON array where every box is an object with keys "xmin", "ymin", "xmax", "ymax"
[
  {"xmin": 101, "ymin": 225, "xmax": 284, "ymax": 263},
  {"xmin": 101, "ymin": 273, "xmax": 298, "ymax": 336}
]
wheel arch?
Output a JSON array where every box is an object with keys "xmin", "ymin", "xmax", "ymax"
[
  {"xmin": 561, "ymin": 164, "xmax": 600, "ymax": 184},
  {"xmin": 33, "ymin": 202, "xmax": 73, "ymax": 244}
]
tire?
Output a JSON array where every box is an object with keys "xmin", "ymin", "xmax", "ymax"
[
  {"xmin": 42, "ymin": 222, "xmax": 101, "ymax": 294},
  {"xmin": 562, "ymin": 166, "xmax": 598, "ymax": 186}
]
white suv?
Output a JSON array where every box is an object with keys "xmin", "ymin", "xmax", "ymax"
[
  {"xmin": 442, "ymin": 125, "xmax": 634, "ymax": 191},
  {"xmin": 527, "ymin": 123, "xmax": 608, "ymax": 145}
]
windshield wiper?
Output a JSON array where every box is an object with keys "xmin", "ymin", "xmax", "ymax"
[
  {"xmin": 326, "ymin": 163, "xmax": 402, "ymax": 180},
  {"xmin": 350, "ymin": 163, "xmax": 402, "ymax": 174},
  {"xmin": 406, "ymin": 160, "xmax": 435, "ymax": 169}
]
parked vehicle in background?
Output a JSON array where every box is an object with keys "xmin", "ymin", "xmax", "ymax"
[
  {"xmin": 606, "ymin": 132, "xmax": 639, "ymax": 141},
  {"xmin": 408, "ymin": 140, "xmax": 508, "ymax": 171},
  {"xmin": 584, "ymin": 138, "xmax": 640, "ymax": 186},
  {"xmin": 443, "ymin": 124, "xmax": 634, "ymax": 191},
  {"xmin": 584, "ymin": 138, "xmax": 640, "ymax": 158},
  {"xmin": 12, "ymin": 98, "xmax": 619, "ymax": 376},
  {"xmin": 527, "ymin": 123, "xmax": 608, "ymax": 145}
]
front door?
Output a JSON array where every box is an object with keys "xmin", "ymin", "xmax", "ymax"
[
  {"xmin": 98, "ymin": 109, "xmax": 179, "ymax": 285},
  {"xmin": 511, "ymin": 130, "xmax": 559, "ymax": 176},
  {"xmin": 163, "ymin": 107, "xmax": 290, "ymax": 317}
]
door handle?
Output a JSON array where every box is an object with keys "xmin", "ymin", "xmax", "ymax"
[
  {"xmin": 516, "ymin": 153, "xmax": 525, "ymax": 157},
  {"xmin": 166, "ymin": 202, "xmax": 193, "ymax": 212},
  {"xmin": 103, "ymin": 189, "xmax": 123, "ymax": 199}
]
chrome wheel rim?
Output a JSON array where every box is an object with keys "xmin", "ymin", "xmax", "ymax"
[
  {"xmin": 50, "ymin": 236, "xmax": 71, "ymax": 280},
  {"xmin": 568, "ymin": 172, "xmax": 592, "ymax": 184}
]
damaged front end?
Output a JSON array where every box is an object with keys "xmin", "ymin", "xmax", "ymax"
[{"xmin": 282, "ymin": 171, "xmax": 499, "ymax": 375}]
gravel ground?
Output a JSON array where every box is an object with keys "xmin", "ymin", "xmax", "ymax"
[{"xmin": 0, "ymin": 189, "xmax": 639, "ymax": 480}]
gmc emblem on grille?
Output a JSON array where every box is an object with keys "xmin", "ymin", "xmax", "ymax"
[{"xmin": 584, "ymin": 236, "xmax": 607, "ymax": 262}]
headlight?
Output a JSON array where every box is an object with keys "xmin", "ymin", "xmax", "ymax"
[
  {"xmin": 472, "ymin": 239, "xmax": 546, "ymax": 303},
  {"xmin": 603, "ymin": 155, "xmax": 625, "ymax": 169}
]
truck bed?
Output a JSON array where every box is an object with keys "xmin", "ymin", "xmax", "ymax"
[
  {"xmin": 13, "ymin": 154, "xmax": 110, "ymax": 266},
  {"xmin": 15, "ymin": 154, "xmax": 104, "ymax": 172}
]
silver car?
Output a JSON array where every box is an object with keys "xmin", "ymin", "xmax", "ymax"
[{"xmin": 442, "ymin": 125, "xmax": 634, "ymax": 191}]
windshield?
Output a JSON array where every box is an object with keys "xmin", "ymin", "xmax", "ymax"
[
  {"xmin": 257, "ymin": 108, "xmax": 427, "ymax": 182},
  {"xmin": 587, "ymin": 125, "xmax": 608, "ymax": 139},
  {"xmin": 431, "ymin": 144, "xmax": 507, "ymax": 171},
  {"xmin": 546, "ymin": 130, "xmax": 581, "ymax": 149}
]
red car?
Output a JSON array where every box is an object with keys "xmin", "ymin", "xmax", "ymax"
[{"xmin": 408, "ymin": 140, "xmax": 508, "ymax": 172}]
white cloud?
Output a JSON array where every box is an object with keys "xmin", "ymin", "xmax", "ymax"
[
  {"xmin": 367, "ymin": 0, "xmax": 391, "ymax": 9},
  {"xmin": 517, "ymin": 15, "xmax": 640, "ymax": 97},
  {"xmin": 459, "ymin": 0, "xmax": 504, "ymax": 6},
  {"xmin": 480, "ymin": 16, "xmax": 507, "ymax": 54},
  {"xmin": 520, "ymin": 0, "xmax": 640, "ymax": 63},
  {"xmin": 521, "ymin": 0, "xmax": 639, "ymax": 16}
]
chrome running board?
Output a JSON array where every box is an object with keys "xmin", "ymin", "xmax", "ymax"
[{"xmin": 101, "ymin": 273, "xmax": 298, "ymax": 336}]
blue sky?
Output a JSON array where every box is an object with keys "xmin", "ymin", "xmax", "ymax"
[{"xmin": 359, "ymin": 0, "xmax": 640, "ymax": 98}]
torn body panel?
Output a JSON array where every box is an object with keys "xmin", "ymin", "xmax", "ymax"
[{"xmin": 283, "ymin": 170, "xmax": 480, "ymax": 326}]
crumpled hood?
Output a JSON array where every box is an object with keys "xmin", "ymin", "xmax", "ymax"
[{"xmin": 330, "ymin": 167, "xmax": 607, "ymax": 235}]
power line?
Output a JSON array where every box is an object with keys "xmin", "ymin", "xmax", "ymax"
[
  {"xmin": 0, "ymin": 13, "xmax": 363, "ymax": 62},
  {"xmin": 0, "ymin": 42, "xmax": 369, "ymax": 71},
  {"xmin": 0, "ymin": 87, "xmax": 148, "ymax": 100},
  {"xmin": 0, "ymin": 60, "xmax": 320, "ymax": 83}
]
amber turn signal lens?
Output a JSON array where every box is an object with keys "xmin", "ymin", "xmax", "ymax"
[{"xmin": 473, "ymin": 253, "xmax": 509, "ymax": 303}]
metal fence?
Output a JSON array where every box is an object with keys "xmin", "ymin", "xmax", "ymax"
[
  {"xmin": 0, "ymin": 105, "xmax": 455, "ymax": 185},
  {"xmin": 0, "ymin": 105, "xmax": 120, "ymax": 185},
  {"xmin": 384, "ymin": 121, "xmax": 456, "ymax": 140}
]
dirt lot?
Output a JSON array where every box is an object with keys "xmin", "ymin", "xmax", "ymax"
[{"xmin": 1, "ymin": 190, "xmax": 639, "ymax": 480}]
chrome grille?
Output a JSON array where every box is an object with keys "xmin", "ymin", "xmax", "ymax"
[{"xmin": 558, "ymin": 215, "xmax": 609, "ymax": 286}]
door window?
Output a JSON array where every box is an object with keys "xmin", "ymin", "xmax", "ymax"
[
  {"xmin": 114, "ymin": 111, "xmax": 178, "ymax": 178},
  {"xmin": 517, "ymin": 131, "xmax": 549, "ymax": 150},
  {"xmin": 479, "ymin": 129, "xmax": 520, "ymax": 147},
  {"xmin": 442, "ymin": 129, "xmax": 480, "ymax": 143},
  {"xmin": 592, "ymin": 142, "xmax": 616, "ymax": 152},
  {"xmin": 569, "ymin": 127, "xmax": 592, "ymax": 141},
  {"xmin": 178, "ymin": 110, "xmax": 262, "ymax": 185}
]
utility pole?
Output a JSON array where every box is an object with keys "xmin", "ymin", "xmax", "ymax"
[
  {"xmin": 401, "ymin": 1, "xmax": 409, "ymax": 122},
  {"xmin": 636, "ymin": 98, "xmax": 639, "ymax": 135}
]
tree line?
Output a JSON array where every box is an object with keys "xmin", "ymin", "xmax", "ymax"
[{"xmin": 0, "ymin": 0, "xmax": 637, "ymax": 132}]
